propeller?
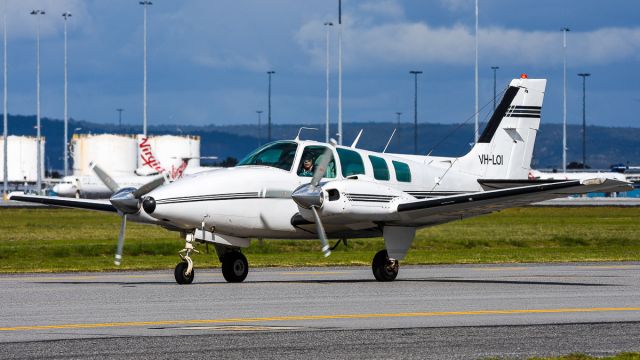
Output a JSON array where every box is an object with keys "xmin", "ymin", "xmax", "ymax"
[
  {"xmin": 91, "ymin": 162, "xmax": 166, "ymax": 265},
  {"xmin": 291, "ymin": 142, "xmax": 335, "ymax": 257}
]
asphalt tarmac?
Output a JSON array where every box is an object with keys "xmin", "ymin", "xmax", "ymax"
[{"xmin": 1, "ymin": 263, "xmax": 639, "ymax": 359}]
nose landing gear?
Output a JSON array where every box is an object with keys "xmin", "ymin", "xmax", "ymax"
[{"xmin": 174, "ymin": 237, "xmax": 199, "ymax": 285}]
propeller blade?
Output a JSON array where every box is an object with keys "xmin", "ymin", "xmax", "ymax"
[
  {"xmin": 132, "ymin": 176, "xmax": 166, "ymax": 198},
  {"xmin": 310, "ymin": 147, "xmax": 334, "ymax": 188},
  {"xmin": 310, "ymin": 206, "xmax": 331, "ymax": 257},
  {"xmin": 90, "ymin": 162, "xmax": 120, "ymax": 193},
  {"xmin": 115, "ymin": 214, "xmax": 127, "ymax": 266}
]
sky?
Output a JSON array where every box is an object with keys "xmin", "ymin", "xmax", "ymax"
[{"xmin": 3, "ymin": 0, "xmax": 640, "ymax": 129}]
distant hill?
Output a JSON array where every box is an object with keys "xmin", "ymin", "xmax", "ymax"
[{"xmin": 4, "ymin": 114, "xmax": 639, "ymax": 171}]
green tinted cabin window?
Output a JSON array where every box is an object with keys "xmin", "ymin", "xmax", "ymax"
[
  {"xmin": 368, "ymin": 155, "xmax": 390, "ymax": 181},
  {"xmin": 337, "ymin": 148, "xmax": 365, "ymax": 177},
  {"xmin": 392, "ymin": 160, "xmax": 411, "ymax": 182}
]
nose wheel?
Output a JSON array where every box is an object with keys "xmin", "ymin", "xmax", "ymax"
[
  {"xmin": 372, "ymin": 249, "xmax": 399, "ymax": 282},
  {"xmin": 174, "ymin": 261, "xmax": 195, "ymax": 284},
  {"xmin": 221, "ymin": 251, "xmax": 249, "ymax": 283}
]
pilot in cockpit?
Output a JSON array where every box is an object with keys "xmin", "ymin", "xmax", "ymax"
[{"xmin": 298, "ymin": 157, "xmax": 315, "ymax": 177}]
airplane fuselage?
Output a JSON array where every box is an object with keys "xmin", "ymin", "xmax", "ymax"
[{"xmin": 144, "ymin": 140, "xmax": 487, "ymax": 239}]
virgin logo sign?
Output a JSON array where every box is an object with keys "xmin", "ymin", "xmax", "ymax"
[{"xmin": 139, "ymin": 137, "xmax": 188, "ymax": 180}]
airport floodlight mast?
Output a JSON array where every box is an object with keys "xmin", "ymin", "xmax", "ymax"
[
  {"xmin": 324, "ymin": 21, "xmax": 333, "ymax": 143},
  {"xmin": 337, "ymin": 0, "xmax": 343, "ymax": 145},
  {"xmin": 31, "ymin": 9, "xmax": 45, "ymax": 193},
  {"xmin": 63, "ymin": 12, "xmax": 72, "ymax": 177},
  {"xmin": 474, "ymin": 0, "xmax": 479, "ymax": 144},
  {"xmin": 578, "ymin": 72, "xmax": 591, "ymax": 168},
  {"xmin": 562, "ymin": 27, "xmax": 570, "ymax": 172},
  {"xmin": 491, "ymin": 66, "xmax": 499, "ymax": 111},
  {"xmin": 409, "ymin": 70, "xmax": 422, "ymax": 155},
  {"xmin": 117, "ymin": 108, "xmax": 124, "ymax": 129},
  {"xmin": 2, "ymin": 9, "xmax": 7, "ymax": 198},
  {"xmin": 267, "ymin": 71, "xmax": 275, "ymax": 142},
  {"xmin": 140, "ymin": 1, "xmax": 152, "ymax": 137},
  {"xmin": 256, "ymin": 110, "xmax": 263, "ymax": 146}
]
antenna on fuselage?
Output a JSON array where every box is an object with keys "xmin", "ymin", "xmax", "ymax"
[
  {"xmin": 350, "ymin": 129, "xmax": 364, "ymax": 148},
  {"xmin": 382, "ymin": 128, "xmax": 397, "ymax": 153},
  {"xmin": 295, "ymin": 127, "xmax": 319, "ymax": 141}
]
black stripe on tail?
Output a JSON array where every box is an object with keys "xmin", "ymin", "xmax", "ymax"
[{"xmin": 478, "ymin": 86, "xmax": 520, "ymax": 143}]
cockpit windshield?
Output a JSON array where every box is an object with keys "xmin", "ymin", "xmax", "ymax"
[{"xmin": 237, "ymin": 141, "xmax": 299, "ymax": 171}]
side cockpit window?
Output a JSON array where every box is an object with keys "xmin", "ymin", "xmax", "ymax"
[{"xmin": 297, "ymin": 146, "xmax": 336, "ymax": 178}]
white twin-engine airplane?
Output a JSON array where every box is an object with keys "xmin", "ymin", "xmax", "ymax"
[{"xmin": 11, "ymin": 77, "xmax": 632, "ymax": 284}]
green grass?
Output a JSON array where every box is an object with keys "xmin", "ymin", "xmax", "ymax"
[
  {"xmin": 524, "ymin": 353, "xmax": 640, "ymax": 360},
  {"xmin": 1, "ymin": 207, "xmax": 640, "ymax": 273}
]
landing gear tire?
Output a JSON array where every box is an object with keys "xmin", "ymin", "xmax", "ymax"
[
  {"xmin": 221, "ymin": 251, "xmax": 249, "ymax": 283},
  {"xmin": 174, "ymin": 262, "xmax": 194, "ymax": 285},
  {"xmin": 372, "ymin": 249, "xmax": 398, "ymax": 282}
]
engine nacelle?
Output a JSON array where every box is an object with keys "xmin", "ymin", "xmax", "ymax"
[{"xmin": 297, "ymin": 177, "xmax": 414, "ymax": 224}]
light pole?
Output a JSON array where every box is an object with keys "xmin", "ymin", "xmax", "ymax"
[
  {"xmin": 139, "ymin": 1, "xmax": 152, "ymax": 137},
  {"xmin": 395, "ymin": 112, "xmax": 402, "ymax": 129},
  {"xmin": 324, "ymin": 21, "xmax": 333, "ymax": 143},
  {"xmin": 116, "ymin": 108, "xmax": 124, "ymax": 129},
  {"xmin": 337, "ymin": 0, "xmax": 343, "ymax": 145},
  {"xmin": 256, "ymin": 110, "xmax": 263, "ymax": 146},
  {"xmin": 561, "ymin": 27, "xmax": 570, "ymax": 172},
  {"xmin": 267, "ymin": 71, "xmax": 275, "ymax": 142},
  {"xmin": 491, "ymin": 66, "xmax": 499, "ymax": 111},
  {"xmin": 62, "ymin": 12, "xmax": 71, "ymax": 177},
  {"xmin": 3, "ymin": 9, "xmax": 8, "ymax": 198},
  {"xmin": 409, "ymin": 70, "xmax": 422, "ymax": 155},
  {"xmin": 474, "ymin": 0, "xmax": 479, "ymax": 143},
  {"xmin": 578, "ymin": 73, "xmax": 590, "ymax": 168},
  {"xmin": 31, "ymin": 9, "xmax": 45, "ymax": 192}
]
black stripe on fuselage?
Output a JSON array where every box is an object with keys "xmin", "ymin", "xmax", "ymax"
[
  {"xmin": 156, "ymin": 192, "xmax": 261, "ymax": 205},
  {"xmin": 510, "ymin": 105, "xmax": 541, "ymax": 110},
  {"xmin": 504, "ymin": 114, "xmax": 540, "ymax": 118}
]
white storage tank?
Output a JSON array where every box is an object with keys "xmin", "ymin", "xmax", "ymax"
[
  {"xmin": 137, "ymin": 134, "xmax": 200, "ymax": 176},
  {"xmin": 70, "ymin": 134, "xmax": 137, "ymax": 177},
  {"xmin": 0, "ymin": 135, "xmax": 45, "ymax": 182}
]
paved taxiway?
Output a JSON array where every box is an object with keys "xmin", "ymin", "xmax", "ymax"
[{"xmin": 1, "ymin": 263, "xmax": 639, "ymax": 359}]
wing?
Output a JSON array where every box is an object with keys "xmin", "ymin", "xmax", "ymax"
[
  {"xmin": 395, "ymin": 178, "xmax": 632, "ymax": 227},
  {"xmin": 9, "ymin": 194, "xmax": 116, "ymax": 213}
]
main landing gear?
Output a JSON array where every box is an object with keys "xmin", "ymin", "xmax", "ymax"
[
  {"xmin": 173, "ymin": 235, "xmax": 249, "ymax": 285},
  {"xmin": 371, "ymin": 249, "xmax": 399, "ymax": 282},
  {"xmin": 220, "ymin": 251, "xmax": 249, "ymax": 283}
]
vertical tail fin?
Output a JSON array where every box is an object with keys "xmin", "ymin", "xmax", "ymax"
[{"xmin": 455, "ymin": 77, "xmax": 547, "ymax": 179}]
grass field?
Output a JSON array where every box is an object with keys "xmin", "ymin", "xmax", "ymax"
[
  {"xmin": 524, "ymin": 353, "xmax": 640, "ymax": 360},
  {"xmin": 0, "ymin": 207, "xmax": 639, "ymax": 273}
]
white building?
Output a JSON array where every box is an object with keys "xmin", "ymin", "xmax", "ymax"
[
  {"xmin": 0, "ymin": 135, "xmax": 45, "ymax": 182},
  {"xmin": 70, "ymin": 134, "xmax": 137, "ymax": 177}
]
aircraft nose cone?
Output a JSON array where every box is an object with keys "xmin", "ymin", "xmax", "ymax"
[{"xmin": 142, "ymin": 196, "xmax": 156, "ymax": 214}]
